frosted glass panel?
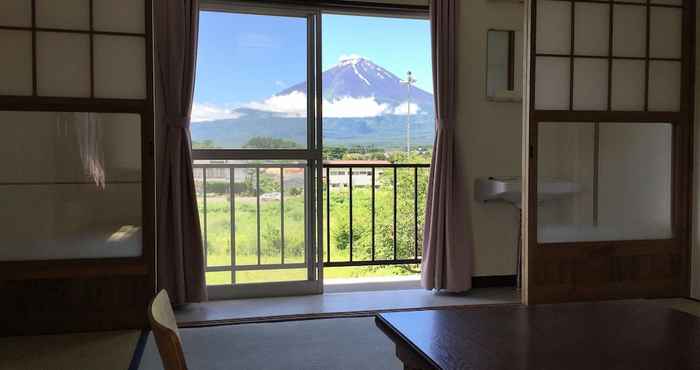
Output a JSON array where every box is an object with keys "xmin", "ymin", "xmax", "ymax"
[
  {"xmin": 0, "ymin": 184, "xmax": 142, "ymax": 261},
  {"xmin": 0, "ymin": 111, "xmax": 143, "ymax": 261},
  {"xmin": 611, "ymin": 60, "xmax": 645, "ymax": 111},
  {"xmin": 574, "ymin": 3, "xmax": 609, "ymax": 56},
  {"xmin": 93, "ymin": 0, "xmax": 145, "ymax": 34},
  {"xmin": 36, "ymin": 0, "xmax": 90, "ymax": 30},
  {"xmin": 94, "ymin": 35, "xmax": 146, "ymax": 99},
  {"xmin": 649, "ymin": 7, "xmax": 682, "ymax": 59},
  {"xmin": 535, "ymin": 57, "xmax": 570, "ymax": 110},
  {"xmin": 37, "ymin": 32, "xmax": 91, "ymax": 97},
  {"xmin": 0, "ymin": 0, "xmax": 31, "ymax": 27},
  {"xmin": 536, "ymin": 0, "xmax": 571, "ymax": 54},
  {"xmin": 0, "ymin": 30, "xmax": 32, "ymax": 95},
  {"xmin": 537, "ymin": 122, "xmax": 596, "ymax": 243},
  {"xmin": 648, "ymin": 61, "xmax": 681, "ymax": 111},
  {"xmin": 613, "ymin": 5, "xmax": 646, "ymax": 57},
  {"xmin": 597, "ymin": 123, "xmax": 672, "ymax": 240},
  {"xmin": 0, "ymin": 112, "xmax": 141, "ymax": 184},
  {"xmin": 573, "ymin": 58, "xmax": 608, "ymax": 111},
  {"xmin": 538, "ymin": 122, "xmax": 672, "ymax": 243}
]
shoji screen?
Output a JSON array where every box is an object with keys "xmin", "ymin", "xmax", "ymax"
[
  {"xmin": 535, "ymin": 0, "xmax": 683, "ymax": 112},
  {"xmin": 523, "ymin": 0, "xmax": 693, "ymax": 304},
  {"xmin": 0, "ymin": 0, "xmax": 154, "ymax": 335},
  {"xmin": 0, "ymin": 0, "xmax": 146, "ymax": 99}
]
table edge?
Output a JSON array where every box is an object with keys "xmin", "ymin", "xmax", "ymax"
[{"xmin": 375, "ymin": 313, "xmax": 443, "ymax": 370}]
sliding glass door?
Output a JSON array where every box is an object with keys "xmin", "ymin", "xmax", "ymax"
[{"xmin": 192, "ymin": 3, "xmax": 322, "ymax": 298}]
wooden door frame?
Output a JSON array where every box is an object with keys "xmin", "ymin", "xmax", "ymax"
[{"xmin": 0, "ymin": 0, "xmax": 155, "ymax": 335}]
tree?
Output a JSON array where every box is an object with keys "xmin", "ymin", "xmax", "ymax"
[
  {"xmin": 327, "ymin": 150, "xmax": 432, "ymax": 273},
  {"xmin": 192, "ymin": 139, "xmax": 217, "ymax": 149},
  {"xmin": 243, "ymin": 137, "xmax": 301, "ymax": 149}
]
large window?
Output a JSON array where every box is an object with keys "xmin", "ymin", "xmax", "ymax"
[{"xmin": 192, "ymin": 3, "xmax": 433, "ymax": 294}]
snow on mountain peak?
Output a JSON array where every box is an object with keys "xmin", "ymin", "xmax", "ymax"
[{"xmin": 337, "ymin": 54, "xmax": 366, "ymax": 66}]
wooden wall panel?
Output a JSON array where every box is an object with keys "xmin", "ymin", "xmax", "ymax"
[
  {"xmin": 529, "ymin": 244, "xmax": 685, "ymax": 303},
  {"xmin": 0, "ymin": 275, "xmax": 152, "ymax": 336}
]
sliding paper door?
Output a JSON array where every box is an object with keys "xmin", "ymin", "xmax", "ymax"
[
  {"xmin": 0, "ymin": 0, "xmax": 154, "ymax": 335},
  {"xmin": 522, "ymin": 0, "xmax": 693, "ymax": 303}
]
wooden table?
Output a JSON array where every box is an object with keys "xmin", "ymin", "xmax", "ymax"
[{"xmin": 375, "ymin": 301, "xmax": 700, "ymax": 370}]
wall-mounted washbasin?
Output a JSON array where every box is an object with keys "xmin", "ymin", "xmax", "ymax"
[{"xmin": 474, "ymin": 176, "xmax": 580, "ymax": 207}]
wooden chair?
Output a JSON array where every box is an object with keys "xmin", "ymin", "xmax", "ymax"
[{"xmin": 148, "ymin": 290, "xmax": 188, "ymax": 370}]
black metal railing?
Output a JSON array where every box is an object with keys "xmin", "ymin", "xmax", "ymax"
[
  {"xmin": 323, "ymin": 163, "xmax": 429, "ymax": 267},
  {"xmin": 194, "ymin": 161, "xmax": 429, "ymax": 283}
]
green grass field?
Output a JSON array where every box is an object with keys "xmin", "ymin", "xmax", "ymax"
[{"xmin": 197, "ymin": 167, "xmax": 427, "ymax": 286}]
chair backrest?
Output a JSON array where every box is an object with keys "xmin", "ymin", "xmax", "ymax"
[{"xmin": 148, "ymin": 290, "xmax": 188, "ymax": 370}]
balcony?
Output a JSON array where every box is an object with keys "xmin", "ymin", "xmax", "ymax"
[{"xmin": 193, "ymin": 160, "xmax": 430, "ymax": 289}]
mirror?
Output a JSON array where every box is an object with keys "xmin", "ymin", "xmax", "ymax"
[{"xmin": 486, "ymin": 29, "xmax": 522, "ymax": 102}]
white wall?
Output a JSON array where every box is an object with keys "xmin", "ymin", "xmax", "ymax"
[{"xmin": 456, "ymin": 0, "xmax": 524, "ymax": 276}]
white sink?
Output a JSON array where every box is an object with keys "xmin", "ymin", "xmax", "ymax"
[{"xmin": 474, "ymin": 176, "xmax": 580, "ymax": 207}]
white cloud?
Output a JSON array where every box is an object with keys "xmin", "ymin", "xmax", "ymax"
[
  {"xmin": 191, "ymin": 103, "xmax": 242, "ymax": 122},
  {"xmin": 245, "ymin": 91, "xmax": 308, "ymax": 118},
  {"xmin": 193, "ymin": 93, "xmax": 401, "ymax": 121},
  {"xmin": 392, "ymin": 102, "xmax": 422, "ymax": 115},
  {"xmin": 323, "ymin": 96, "xmax": 389, "ymax": 118},
  {"xmin": 245, "ymin": 91, "xmax": 391, "ymax": 118}
]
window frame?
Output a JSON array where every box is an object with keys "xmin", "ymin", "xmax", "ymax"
[{"xmin": 194, "ymin": 0, "xmax": 431, "ymax": 297}]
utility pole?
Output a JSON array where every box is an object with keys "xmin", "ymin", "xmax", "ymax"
[{"xmin": 403, "ymin": 71, "xmax": 416, "ymax": 156}]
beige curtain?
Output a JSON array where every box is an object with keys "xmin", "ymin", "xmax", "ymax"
[
  {"xmin": 154, "ymin": 0, "xmax": 207, "ymax": 304},
  {"xmin": 421, "ymin": 0, "xmax": 473, "ymax": 292}
]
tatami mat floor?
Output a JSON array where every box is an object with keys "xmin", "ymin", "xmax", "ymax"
[
  {"xmin": 4, "ymin": 296, "xmax": 699, "ymax": 370},
  {"xmin": 0, "ymin": 330, "xmax": 143, "ymax": 370},
  {"xmin": 176, "ymin": 287, "xmax": 520, "ymax": 325}
]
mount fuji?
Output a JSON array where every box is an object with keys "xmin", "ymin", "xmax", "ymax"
[
  {"xmin": 190, "ymin": 56, "xmax": 435, "ymax": 148},
  {"xmin": 278, "ymin": 56, "xmax": 434, "ymax": 111}
]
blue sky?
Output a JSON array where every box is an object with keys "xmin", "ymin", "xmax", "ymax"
[
  {"xmin": 192, "ymin": 11, "xmax": 432, "ymax": 121},
  {"xmin": 322, "ymin": 14, "xmax": 432, "ymax": 92}
]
